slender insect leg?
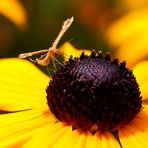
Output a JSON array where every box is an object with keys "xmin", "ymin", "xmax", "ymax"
[
  {"xmin": 46, "ymin": 67, "xmax": 53, "ymax": 76},
  {"xmin": 53, "ymin": 57, "xmax": 65, "ymax": 67},
  {"xmin": 52, "ymin": 59, "xmax": 58, "ymax": 70},
  {"xmin": 29, "ymin": 58, "xmax": 37, "ymax": 63}
]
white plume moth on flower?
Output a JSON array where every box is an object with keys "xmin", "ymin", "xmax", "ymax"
[{"xmin": 19, "ymin": 17, "xmax": 74, "ymax": 66}]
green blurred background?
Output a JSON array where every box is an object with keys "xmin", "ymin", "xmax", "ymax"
[
  {"xmin": 0, "ymin": 0, "xmax": 148, "ymax": 68},
  {"xmin": 0, "ymin": 0, "xmax": 123, "ymax": 58}
]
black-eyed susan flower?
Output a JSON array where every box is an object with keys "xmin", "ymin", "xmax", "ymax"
[{"xmin": 0, "ymin": 43, "xmax": 148, "ymax": 148}]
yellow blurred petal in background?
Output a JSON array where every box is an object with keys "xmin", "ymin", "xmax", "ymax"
[
  {"xmin": 107, "ymin": 8, "xmax": 148, "ymax": 47},
  {"xmin": 140, "ymin": 82, "xmax": 148, "ymax": 103},
  {"xmin": 0, "ymin": 0, "xmax": 28, "ymax": 29},
  {"xmin": 133, "ymin": 61, "xmax": 148, "ymax": 85},
  {"xmin": 115, "ymin": 34, "xmax": 148, "ymax": 67},
  {"xmin": 107, "ymin": 8, "xmax": 148, "ymax": 67},
  {"xmin": 133, "ymin": 61, "xmax": 148, "ymax": 102}
]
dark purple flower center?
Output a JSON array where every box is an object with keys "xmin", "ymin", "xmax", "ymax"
[{"xmin": 46, "ymin": 51, "xmax": 142, "ymax": 132}]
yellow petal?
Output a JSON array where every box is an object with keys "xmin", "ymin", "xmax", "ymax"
[
  {"xmin": 73, "ymin": 130, "xmax": 87, "ymax": 148},
  {"xmin": 0, "ymin": 126, "xmax": 44, "ymax": 148},
  {"xmin": 119, "ymin": 108, "xmax": 148, "ymax": 148},
  {"xmin": 103, "ymin": 132, "xmax": 121, "ymax": 148},
  {"xmin": 0, "ymin": 58, "xmax": 50, "ymax": 111},
  {"xmin": 50, "ymin": 126, "xmax": 73, "ymax": 148},
  {"xmin": 64, "ymin": 129, "xmax": 81, "ymax": 148},
  {"xmin": 133, "ymin": 61, "xmax": 148, "ymax": 86},
  {"xmin": 85, "ymin": 131, "xmax": 97, "ymax": 148},
  {"xmin": 135, "ymin": 108, "xmax": 148, "ymax": 124},
  {"xmin": 119, "ymin": 125, "xmax": 148, "ymax": 148},
  {"xmin": 0, "ymin": 109, "xmax": 54, "ymax": 127},
  {"xmin": 60, "ymin": 42, "xmax": 91, "ymax": 60},
  {"xmin": 23, "ymin": 122, "xmax": 70, "ymax": 147},
  {"xmin": 0, "ymin": 111, "xmax": 53, "ymax": 145},
  {"xmin": 93, "ymin": 132, "xmax": 101, "ymax": 148},
  {"xmin": 93, "ymin": 131, "xmax": 120, "ymax": 148},
  {"xmin": 0, "ymin": 0, "xmax": 28, "ymax": 29},
  {"xmin": 85, "ymin": 131, "xmax": 120, "ymax": 148}
]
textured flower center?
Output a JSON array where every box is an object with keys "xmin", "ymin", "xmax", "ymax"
[
  {"xmin": 46, "ymin": 51, "xmax": 142, "ymax": 132},
  {"xmin": 70, "ymin": 58, "xmax": 119, "ymax": 86}
]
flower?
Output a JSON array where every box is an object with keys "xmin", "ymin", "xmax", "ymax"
[{"xmin": 0, "ymin": 43, "xmax": 148, "ymax": 148}]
